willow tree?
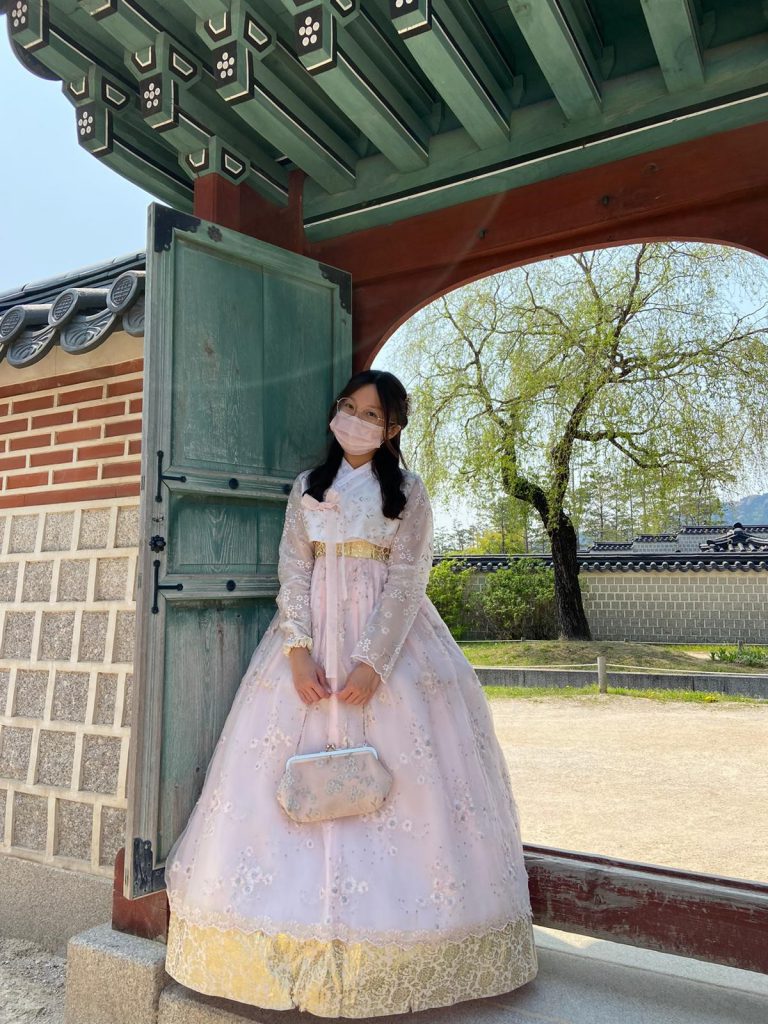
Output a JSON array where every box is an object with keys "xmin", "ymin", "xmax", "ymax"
[{"xmin": 390, "ymin": 243, "xmax": 768, "ymax": 639}]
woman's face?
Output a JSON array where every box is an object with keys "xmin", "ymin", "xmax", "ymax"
[{"xmin": 339, "ymin": 383, "xmax": 401, "ymax": 443}]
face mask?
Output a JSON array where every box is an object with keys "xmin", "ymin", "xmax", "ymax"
[{"xmin": 329, "ymin": 409, "xmax": 385, "ymax": 455}]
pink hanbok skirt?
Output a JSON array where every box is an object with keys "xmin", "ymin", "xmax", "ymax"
[{"xmin": 164, "ymin": 552, "xmax": 537, "ymax": 1016}]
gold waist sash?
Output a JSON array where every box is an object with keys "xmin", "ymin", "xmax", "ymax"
[{"xmin": 312, "ymin": 540, "xmax": 390, "ymax": 563}]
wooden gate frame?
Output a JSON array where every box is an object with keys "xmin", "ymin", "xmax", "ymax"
[{"xmin": 113, "ymin": 117, "xmax": 768, "ymax": 972}]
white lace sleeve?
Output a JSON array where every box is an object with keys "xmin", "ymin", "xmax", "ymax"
[
  {"xmin": 350, "ymin": 474, "xmax": 433, "ymax": 683},
  {"xmin": 276, "ymin": 472, "xmax": 315, "ymax": 658}
]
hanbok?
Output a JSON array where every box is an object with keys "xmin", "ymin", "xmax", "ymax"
[{"xmin": 164, "ymin": 456, "xmax": 538, "ymax": 1016}]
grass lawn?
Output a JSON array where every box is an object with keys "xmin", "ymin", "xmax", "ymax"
[{"xmin": 458, "ymin": 639, "xmax": 768, "ymax": 674}]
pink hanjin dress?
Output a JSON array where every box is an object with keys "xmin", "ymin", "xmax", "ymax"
[{"xmin": 164, "ymin": 456, "xmax": 538, "ymax": 1016}]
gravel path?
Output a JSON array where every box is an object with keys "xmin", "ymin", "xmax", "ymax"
[
  {"xmin": 0, "ymin": 937, "xmax": 66, "ymax": 1024},
  {"xmin": 492, "ymin": 694, "xmax": 768, "ymax": 881},
  {"xmin": 2, "ymin": 695, "xmax": 766, "ymax": 1021}
]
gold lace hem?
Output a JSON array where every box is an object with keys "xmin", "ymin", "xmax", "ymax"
[
  {"xmin": 164, "ymin": 910, "xmax": 538, "ymax": 1018},
  {"xmin": 312, "ymin": 539, "xmax": 391, "ymax": 562}
]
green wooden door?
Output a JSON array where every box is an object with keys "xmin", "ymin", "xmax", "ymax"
[{"xmin": 124, "ymin": 203, "xmax": 351, "ymax": 898}]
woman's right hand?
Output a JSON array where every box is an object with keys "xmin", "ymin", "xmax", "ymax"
[{"xmin": 288, "ymin": 647, "xmax": 331, "ymax": 704}]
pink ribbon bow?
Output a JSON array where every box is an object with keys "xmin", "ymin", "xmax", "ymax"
[{"xmin": 300, "ymin": 488, "xmax": 348, "ymax": 688}]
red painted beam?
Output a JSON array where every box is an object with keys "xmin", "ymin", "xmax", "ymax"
[
  {"xmin": 198, "ymin": 121, "xmax": 768, "ymax": 371},
  {"xmin": 525, "ymin": 845, "xmax": 768, "ymax": 974},
  {"xmin": 305, "ymin": 120, "xmax": 768, "ymax": 368}
]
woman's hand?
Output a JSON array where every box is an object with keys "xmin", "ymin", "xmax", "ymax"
[
  {"xmin": 337, "ymin": 661, "xmax": 382, "ymax": 706},
  {"xmin": 288, "ymin": 647, "xmax": 331, "ymax": 705}
]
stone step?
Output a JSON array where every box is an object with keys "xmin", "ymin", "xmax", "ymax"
[{"xmin": 65, "ymin": 922, "xmax": 768, "ymax": 1024}]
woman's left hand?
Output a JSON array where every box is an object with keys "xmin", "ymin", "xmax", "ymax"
[{"xmin": 337, "ymin": 662, "xmax": 382, "ymax": 706}]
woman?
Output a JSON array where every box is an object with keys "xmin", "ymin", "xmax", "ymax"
[{"xmin": 164, "ymin": 369, "xmax": 538, "ymax": 1016}]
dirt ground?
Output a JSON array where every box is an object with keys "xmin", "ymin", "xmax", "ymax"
[
  {"xmin": 491, "ymin": 694, "xmax": 768, "ymax": 881},
  {"xmin": 2, "ymin": 694, "xmax": 766, "ymax": 1022},
  {"xmin": 0, "ymin": 937, "xmax": 66, "ymax": 1024}
]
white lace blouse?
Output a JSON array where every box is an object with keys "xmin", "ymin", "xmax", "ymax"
[{"xmin": 275, "ymin": 458, "xmax": 434, "ymax": 683}]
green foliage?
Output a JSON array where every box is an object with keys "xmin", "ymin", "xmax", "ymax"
[
  {"xmin": 385, "ymin": 241, "xmax": 768, "ymax": 636},
  {"xmin": 427, "ymin": 560, "xmax": 558, "ymax": 640},
  {"xmin": 425, "ymin": 558, "xmax": 474, "ymax": 640},
  {"xmin": 711, "ymin": 645, "xmax": 768, "ymax": 667},
  {"xmin": 471, "ymin": 562, "xmax": 557, "ymax": 640}
]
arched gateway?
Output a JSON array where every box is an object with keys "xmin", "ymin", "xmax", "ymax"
[{"xmin": 4, "ymin": 0, "xmax": 767, "ymax": 979}]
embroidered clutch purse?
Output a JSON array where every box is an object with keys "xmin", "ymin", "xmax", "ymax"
[{"xmin": 276, "ymin": 705, "xmax": 393, "ymax": 823}]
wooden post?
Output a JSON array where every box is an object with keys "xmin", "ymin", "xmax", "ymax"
[{"xmin": 597, "ymin": 655, "xmax": 607, "ymax": 693}]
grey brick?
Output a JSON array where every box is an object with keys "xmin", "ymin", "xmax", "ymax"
[
  {"xmin": 112, "ymin": 611, "xmax": 134, "ymax": 664},
  {"xmin": 36, "ymin": 730, "xmax": 76, "ymax": 788},
  {"xmin": 79, "ymin": 612, "xmax": 108, "ymax": 662},
  {"xmin": 0, "ymin": 562, "xmax": 19, "ymax": 602},
  {"xmin": 93, "ymin": 673, "xmax": 118, "ymax": 726},
  {"xmin": 39, "ymin": 612, "xmax": 75, "ymax": 661},
  {"xmin": 42, "ymin": 511, "xmax": 74, "ymax": 552},
  {"xmin": 13, "ymin": 670, "xmax": 48, "ymax": 718},
  {"xmin": 52, "ymin": 671, "xmax": 90, "ymax": 723},
  {"xmin": 21, "ymin": 561, "xmax": 53, "ymax": 603},
  {"xmin": 2, "ymin": 612, "xmax": 36, "ymax": 659},
  {"xmin": 55, "ymin": 799, "xmax": 92, "ymax": 860},
  {"xmin": 0, "ymin": 726, "xmax": 33, "ymax": 780},
  {"xmin": 8, "ymin": 515, "xmax": 39, "ymax": 554},
  {"xmin": 12, "ymin": 791, "xmax": 47, "ymax": 850},
  {"xmin": 121, "ymin": 674, "xmax": 133, "ymax": 727},
  {"xmin": 115, "ymin": 506, "xmax": 139, "ymax": 548},
  {"xmin": 95, "ymin": 558, "xmax": 129, "ymax": 602},
  {"xmin": 80, "ymin": 735, "xmax": 122, "ymax": 795},
  {"xmin": 99, "ymin": 805, "xmax": 126, "ymax": 867},
  {"xmin": 57, "ymin": 560, "xmax": 90, "ymax": 602},
  {"xmin": 78, "ymin": 510, "xmax": 110, "ymax": 550}
]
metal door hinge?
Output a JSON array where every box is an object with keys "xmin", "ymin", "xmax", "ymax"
[{"xmin": 155, "ymin": 450, "xmax": 186, "ymax": 501}]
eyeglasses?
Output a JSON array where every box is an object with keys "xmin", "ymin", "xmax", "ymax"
[{"xmin": 336, "ymin": 397, "xmax": 387, "ymax": 427}]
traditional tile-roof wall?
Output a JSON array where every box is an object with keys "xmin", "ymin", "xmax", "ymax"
[{"xmin": 0, "ymin": 252, "xmax": 145, "ymax": 371}]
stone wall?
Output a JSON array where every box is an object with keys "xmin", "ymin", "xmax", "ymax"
[
  {"xmin": 0, "ymin": 497, "xmax": 139, "ymax": 875},
  {"xmin": 579, "ymin": 571, "xmax": 768, "ymax": 644},
  {"xmin": 0, "ymin": 334, "xmax": 142, "ymax": 878}
]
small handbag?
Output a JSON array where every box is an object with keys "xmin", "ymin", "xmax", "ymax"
[{"xmin": 276, "ymin": 703, "xmax": 393, "ymax": 824}]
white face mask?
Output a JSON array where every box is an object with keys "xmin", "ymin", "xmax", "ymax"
[{"xmin": 329, "ymin": 409, "xmax": 385, "ymax": 455}]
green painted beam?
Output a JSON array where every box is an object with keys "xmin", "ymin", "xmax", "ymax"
[
  {"xmin": 302, "ymin": 32, "xmax": 768, "ymax": 237},
  {"xmin": 11, "ymin": 0, "xmax": 92, "ymax": 82},
  {"xmin": 286, "ymin": 0, "xmax": 430, "ymax": 173},
  {"xmin": 508, "ymin": 0, "xmax": 602, "ymax": 121},
  {"xmin": 640, "ymin": 0, "xmax": 704, "ymax": 92},
  {"xmin": 195, "ymin": 0, "xmax": 358, "ymax": 194},
  {"xmin": 79, "ymin": 0, "xmax": 157, "ymax": 53},
  {"xmin": 393, "ymin": 0, "xmax": 510, "ymax": 150},
  {"xmin": 79, "ymin": 5, "xmax": 291, "ymax": 203},
  {"xmin": 62, "ymin": 67, "xmax": 195, "ymax": 211}
]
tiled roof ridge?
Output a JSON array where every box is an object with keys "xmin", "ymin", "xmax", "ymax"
[
  {"xmin": 433, "ymin": 553, "xmax": 768, "ymax": 573},
  {"xmin": 0, "ymin": 251, "xmax": 147, "ymax": 312}
]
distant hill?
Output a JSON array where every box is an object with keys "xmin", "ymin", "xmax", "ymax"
[{"xmin": 724, "ymin": 493, "xmax": 768, "ymax": 524}]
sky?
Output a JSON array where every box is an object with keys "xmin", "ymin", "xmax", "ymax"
[{"xmin": 0, "ymin": 52, "xmax": 150, "ymax": 293}]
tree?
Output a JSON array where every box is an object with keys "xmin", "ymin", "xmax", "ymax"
[{"xmin": 391, "ymin": 243, "xmax": 768, "ymax": 639}]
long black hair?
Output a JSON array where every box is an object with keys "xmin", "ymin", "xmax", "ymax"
[{"xmin": 305, "ymin": 370, "xmax": 410, "ymax": 520}]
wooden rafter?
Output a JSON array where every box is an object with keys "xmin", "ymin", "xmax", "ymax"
[
  {"xmin": 640, "ymin": 0, "xmax": 704, "ymax": 92},
  {"xmin": 508, "ymin": 0, "xmax": 602, "ymax": 121},
  {"xmin": 392, "ymin": 0, "xmax": 511, "ymax": 150}
]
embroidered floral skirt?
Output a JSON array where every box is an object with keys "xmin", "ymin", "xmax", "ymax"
[{"xmin": 164, "ymin": 555, "xmax": 538, "ymax": 1016}]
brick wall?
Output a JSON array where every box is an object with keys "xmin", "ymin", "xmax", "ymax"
[
  {"xmin": 580, "ymin": 571, "xmax": 768, "ymax": 644},
  {"xmin": 0, "ymin": 359, "xmax": 142, "ymax": 508},
  {"xmin": 0, "ymin": 336, "xmax": 143, "ymax": 876}
]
